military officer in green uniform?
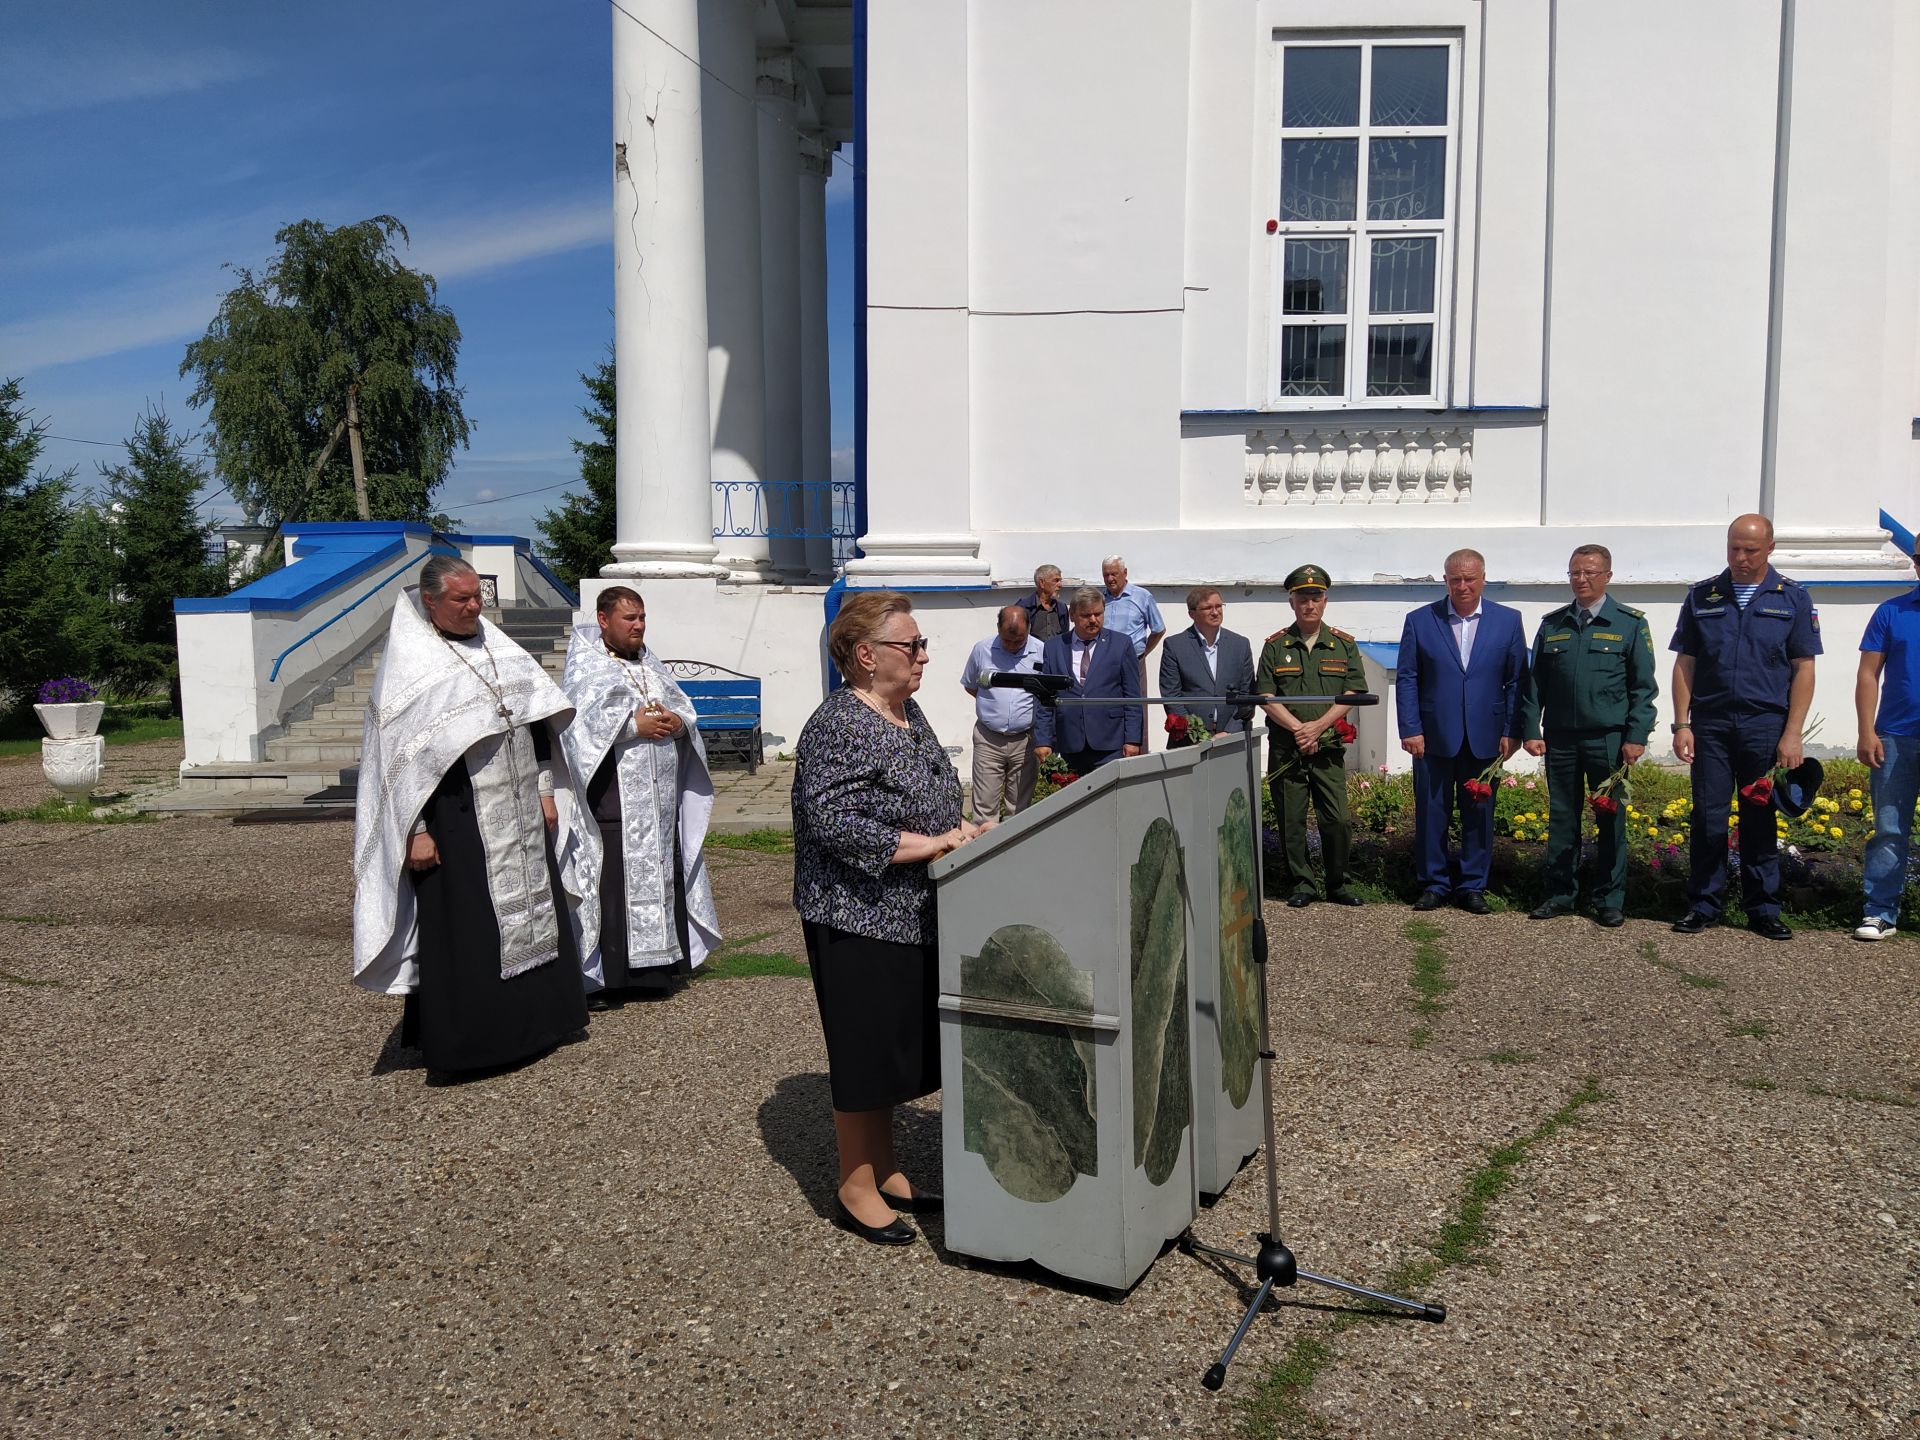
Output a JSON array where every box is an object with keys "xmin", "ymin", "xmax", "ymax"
[
  {"xmin": 1257, "ymin": 564, "xmax": 1369, "ymax": 908},
  {"xmin": 1518, "ymin": 543, "xmax": 1659, "ymax": 927}
]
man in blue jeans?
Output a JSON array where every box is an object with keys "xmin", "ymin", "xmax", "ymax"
[{"xmin": 1853, "ymin": 543, "xmax": 1920, "ymax": 940}]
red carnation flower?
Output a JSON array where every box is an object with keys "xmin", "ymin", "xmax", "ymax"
[
  {"xmin": 1165, "ymin": 714, "xmax": 1189, "ymax": 734},
  {"xmin": 1464, "ymin": 780, "xmax": 1493, "ymax": 804},
  {"xmin": 1333, "ymin": 719, "xmax": 1357, "ymax": 743},
  {"xmin": 1589, "ymin": 794, "xmax": 1619, "ymax": 816},
  {"xmin": 1738, "ymin": 776, "xmax": 1774, "ymax": 803},
  {"xmin": 1059, "ymin": 772, "xmax": 1079, "ymax": 785}
]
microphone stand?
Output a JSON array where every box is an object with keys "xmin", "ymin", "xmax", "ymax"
[{"xmin": 992, "ymin": 672, "xmax": 1446, "ymax": 1382}]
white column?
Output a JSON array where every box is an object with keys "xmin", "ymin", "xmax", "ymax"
[
  {"xmin": 798, "ymin": 131, "xmax": 835, "ymax": 579},
  {"xmin": 844, "ymin": 1, "xmax": 988, "ymax": 587},
  {"xmin": 607, "ymin": 0, "xmax": 724, "ymax": 579},
  {"xmin": 758, "ymin": 50, "xmax": 809, "ymax": 579},
  {"xmin": 699, "ymin": 0, "xmax": 774, "ymax": 582}
]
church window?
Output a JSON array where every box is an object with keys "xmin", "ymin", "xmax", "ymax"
[{"xmin": 1269, "ymin": 38, "xmax": 1458, "ymax": 406}]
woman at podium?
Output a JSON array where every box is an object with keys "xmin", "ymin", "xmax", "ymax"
[{"xmin": 791, "ymin": 591, "xmax": 982, "ymax": 1245}]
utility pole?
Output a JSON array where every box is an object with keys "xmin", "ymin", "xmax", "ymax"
[{"xmin": 346, "ymin": 381, "xmax": 371, "ymax": 521}]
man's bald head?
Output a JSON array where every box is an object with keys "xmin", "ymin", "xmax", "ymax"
[
  {"xmin": 996, "ymin": 604, "xmax": 1029, "ymax": 647},
  {"xmin": 1727, "ymin": 513, "xmax": 1775, "ymax": 584}
]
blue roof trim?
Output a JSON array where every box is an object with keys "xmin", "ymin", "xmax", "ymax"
[
  {"xmin": 177, "ymin": 532, "xmax": 424, "ymax": 614},
  {"xmin": 441, "ymin": 532, "xmax": 532, "ymax": 552},
  {"xmin": 284, "ymin": 521, "xmax": 434, "ymax": 539}
]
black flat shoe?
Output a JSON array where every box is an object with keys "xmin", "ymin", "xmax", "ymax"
[
  {"xmin": 879, "ymin": 1188, "xmax": 944, "ymax": 1214},
  {"xmin": 834, "ymin": 1199, "xmax": 917, "ymax": 1246},
  {"xmin": 1529, "ymin": 902, "xmax": 1570, "ymax": 920},
  {"xmin": 1672, "ymin": 910, "xmax": 1715, "ymax": 934},
  {"xmin": 1412, "ymin": 889, "xmax": 1448, "ymax": 912},
  {"xmin": 1594, "ymin": 908, "xmax": 1625, "ymax": 928},
  {"xmin": 1747, "ymin": 916, "xmax": 1792, "ymax": 941},
  {"xmin": 1456, "ymin": 891, "xmax": 1491, "ymax": 915},
  {"xmin": 1325, "ymin": 892, "xmax": 1364, "ymax": 907},
  {"xmin": 1286, "ymin": 892, "xmax": 1315, "ymax": 909}
]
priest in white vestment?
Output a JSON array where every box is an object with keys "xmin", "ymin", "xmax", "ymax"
[
  {"xmin": 352, "ymin": 555, "xmax": 603, "ymax": 1074},
  {"xmin": 560, "ymin": 584, "xmax": 720, "ymax": 1000}
]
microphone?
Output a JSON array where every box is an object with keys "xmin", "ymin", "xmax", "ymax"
[{"xmin": 980, "ymin": 670, "xmax": 1072, "ymax": 697}]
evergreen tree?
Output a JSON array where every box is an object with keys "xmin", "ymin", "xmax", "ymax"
[
  {"xmin": 0, "ymin": 379, "xmax": 117, "ymax": 711},
  {"xmin": 98, "ymin": 406, "xmax": 223, "ymax": 699},
  {"xmin": 537, "ymin": 352, "xmax": 617, "ymax": 589},
  {"xmin": 180, "ymin": 215, "xmax": 471, "ymax": 542}
]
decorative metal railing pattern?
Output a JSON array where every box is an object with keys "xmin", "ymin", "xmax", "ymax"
[
  {"xmin": 1243, "ymin": 424, "xmax": 1472, "ymax": 505},
  {"xmin": 713, "ymin": 480, "xmax": 858, "ymax": 565}
]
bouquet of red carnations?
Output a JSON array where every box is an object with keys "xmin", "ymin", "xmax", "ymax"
[
  {"xmin": 1588, "ymin": 756, "xmax": 1634, "ymax": 817},
  {"xmin": 1463, "ymin": 754, "xmax": 1505, "ymax": 804}
]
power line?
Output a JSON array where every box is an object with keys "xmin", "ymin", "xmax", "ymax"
[
  {"xmin": 442, "ymin": 478, "xmax": 579, "ymax": 511},
  {"xmin": 47, "ymin": 432, "xmax": 219, "ymax": 461}
]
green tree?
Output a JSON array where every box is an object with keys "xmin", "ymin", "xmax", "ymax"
[
  {"xmin": 180, "ymin": 215, "xmax": 471, "ymax": 542},
  {"xmin": 537, "ymin": 352, "xmax": 617, "ymax": 588},
  {"xmin": 98, "ymin": 406, "xmax": 223, "ymax": 700},
  {"xmin": 0, "ymin": 379, "xmax": 118, "ymax": 711}
]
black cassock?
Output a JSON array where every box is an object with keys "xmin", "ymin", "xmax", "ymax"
[
  {"xmin": 401, "ymin": 729, "xmax": 588, "ymax": 1073},
  {"xmin": 588, "ymin": 751, "xmax": 692, "ymax": 993}
]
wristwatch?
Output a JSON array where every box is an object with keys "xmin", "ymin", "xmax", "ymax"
[{"xmin": 1670, "ymin": 720, "xmax": 1691, "ymax": 733}]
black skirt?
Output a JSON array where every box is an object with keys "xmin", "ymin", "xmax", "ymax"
[
  {"xmin": 802, "ymin": 920, "xmax": 941, "ymax": 1111},
  {"xmin": 402, "ymin": 761, "xmax": 589, "ymax": 1074}
]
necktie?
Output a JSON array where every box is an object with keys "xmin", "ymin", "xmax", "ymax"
[{"xmin": 1078, "ymin": 642, "xmax": 1090, "ymax": 683}]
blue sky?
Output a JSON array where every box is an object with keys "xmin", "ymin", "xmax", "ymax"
[{"xmin": 1, "ymin": 0, "xmax": 853, "ymax": 543}]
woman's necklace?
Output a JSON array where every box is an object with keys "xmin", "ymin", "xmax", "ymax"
[
  {"xmin": 441, "ymin": 632, "xmax": 514, "ymax": 720},
  {"xmin": 850, "ymin": 685, "xmax": 907, "ymax": 727}
]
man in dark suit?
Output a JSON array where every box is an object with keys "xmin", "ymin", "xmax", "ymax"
[
  {"xmin": 1159, "ymin": 586, "xmax": 1256, "ymax": 736},
  {"xmin": 1033, "ymin": 587, "xmax": 1144, "ymax": 774},
  {"xmin": 1394, "ymin": 548, "xmax": 1529, "ymax": 913}
]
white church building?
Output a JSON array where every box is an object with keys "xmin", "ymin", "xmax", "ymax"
[{"xmin": 177, "ymin": 0, "xmax": 1920, "ymax": 785}]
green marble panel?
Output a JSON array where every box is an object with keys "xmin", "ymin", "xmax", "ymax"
[
  {"xmin": 960, "ymin": 925, "xmax": 1098, "ymax": 1204},
  {"xmin": 1217, "ymin": 786, "xmax": 1260, "ymax": 1108},
  {"xmin": 1130, "ymin": 816, "xmax": 1191, "ymax": 1186}
]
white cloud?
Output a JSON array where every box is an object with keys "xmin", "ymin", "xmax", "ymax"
[
  {"xmin": 0, "ymin": 43, "xmax": 263, "ymax": 122},
  {"xmin": 830, "ymin": 445, "xmax": 855, "ymax": 482},
  {"xmin": 474, "ymin": 488, "xmax": 498, "ymax": 503},
  {"xmin": 0, "ymin": 272, "xmax": 225, "ymax": 374},
  {"xmin": 409, "ymin": 199, "xmax": 609, "ymax": 281}
]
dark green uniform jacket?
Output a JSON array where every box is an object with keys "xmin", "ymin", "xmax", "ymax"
[
  {"xmin": 1518, "ymin": 597, "xmax": 1658, "ymax": 743},
  {"xmin": 1255, "ymin": 624, "xmax": 1369, "ymax": 753}
]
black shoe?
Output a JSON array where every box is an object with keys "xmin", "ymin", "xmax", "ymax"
[
  {"xmin": 1286, "ymin": 892, "xmax": 1315, "ymax": 909},
  {"xmin": 1594, "ymin": 908, "xmax": 1625, "ymax": 928},
  {"xmin": 879, "ymin": 1187, "xmax": 944, "ymax": 1214},
  {"xmin": 1456, "ymin": 891, "xmax": 1491, "ymax": 915},
  {"xmin": 1529, "ymin": 902, "xmax": 1570, "ymax": 920},
  {"xmin": 1325, "ymin": 891, "xmax": 1364, "ymax": 907},
  {"xmin": 1672, "ymin": 910, "xmax": 1715, "ymax": 934},
  {"xmin": 1747, "ymin": 916, "xmax": 1792, "ymax": 941},
  {"xmin": 1412, "ymin": 889, "xmax": 1448, "ymax": 912},
  {"xmin": 834, "ymin": 1199, "xmax": 917, "ymax": 1246}
]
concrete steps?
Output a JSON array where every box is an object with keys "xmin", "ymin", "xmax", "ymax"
[{"xmin": 162, "ymin": 610, "xmax": 573, "ymax": 812}]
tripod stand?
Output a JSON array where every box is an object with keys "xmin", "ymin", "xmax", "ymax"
[
  {"xmin": 1182, "ymin": 690, "xmax": 1444, "ymax": 1391},
  {"xmin": 976, "ymin": 672, "xmax": 1446, "ymax": 1380}
]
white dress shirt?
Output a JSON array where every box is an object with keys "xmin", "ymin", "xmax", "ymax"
[
  {"xmin": 1448, "ymin": 602, "xmax": 1482, "ymax": 666},
  {"xmin": 1197, "ymin": 627, "xmax": 1221, "ymax": 678}
]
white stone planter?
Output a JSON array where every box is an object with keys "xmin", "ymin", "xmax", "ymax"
[
  {"xmin": 41, "ymin": 735, "xmax": 105, "ymax": 801},
  {"xmin": 34, "ymin": 701, "xmax": 104, "ymax": 739}
]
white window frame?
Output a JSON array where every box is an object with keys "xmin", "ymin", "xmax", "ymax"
[{"xmin": 1261, "ymin": 34, "xmax": 1463, "ymax": 410}]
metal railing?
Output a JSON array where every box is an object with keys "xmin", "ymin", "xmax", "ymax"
[{"xmin": 713, "ymin": 480, "xmax": 857, "ymax": 566}]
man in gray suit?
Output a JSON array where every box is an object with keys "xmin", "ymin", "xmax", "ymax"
[{"xmin": 1159, "ymin": 587, "xmax": 1256, "ymax": 738}]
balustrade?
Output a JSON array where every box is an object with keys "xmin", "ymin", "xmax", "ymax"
[{"xmin": 1242, "ymin": 424, "xmax": 1473, "ymax": 506}]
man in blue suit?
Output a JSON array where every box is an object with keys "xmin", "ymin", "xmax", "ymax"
[
  {"xmin": 1395, "ymin": 549, "xmax": 1529, "ymax": 913},
  {"xmin": 1033, "ymin": 587, "xmax": 1144, "ymax": 774},
  {"xmin": 1159, "ymin": 587, "xmax": 1256, "ymax": 736}
]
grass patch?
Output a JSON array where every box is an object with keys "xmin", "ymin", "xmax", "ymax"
[
  {"xmin": 1734, "ymin": 1076, "xmax": 1777, "ymax": 1092},
  {"xmin": 716, "ymin": 928, "xmax": 777, "ymax": 954},
  {"xmin": 1485, "ymin": 1049, "xmax": 1536, "ymax": 1066},
  {"xmin": 1805, "ymin": 1082, "xmax": 1915, "ymax": 1109},
  {"xmin": 0, "ymin": 969, "xmax": 64, "ymax": 987},
  {"xmin": 1401, "ymin": 919, "xmax": 1453, "ymax": 1049},
  {"xmin": 0, "ymin": 711, "xmax": 182, "ymax": 758},
  {"xmin": 0, "ymin": 797, "xmax": 151, "ymax": 825},
  {"xmin": 1725, "ymin": 1017, "xmax": 1773, "ymax": 1040},
  {"xmin": 1636, "ymin": 938, "xmax": 1725, "ymax": 991},
  {"xmin": 696, "ymin": 951, "xmax": 807, "ymax": 981},
  {"xmin": 706, "ymin": 828, "xmax": 793, "ymax": 854},
  {"xmin": 1238, "ymin": 1079, "xmax": 1612, "ymax": 1437}
]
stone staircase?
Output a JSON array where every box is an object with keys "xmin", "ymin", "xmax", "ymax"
[{"xmin": 150, "ymin": 607, "xmax": 578, "ymax": 814}]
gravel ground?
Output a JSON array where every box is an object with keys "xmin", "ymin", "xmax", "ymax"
[{"xmin": 2, "ymin": 748, "xmax": 1916, "ymax": 1438}]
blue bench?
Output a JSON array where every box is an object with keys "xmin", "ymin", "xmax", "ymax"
[{"xmin": 664, "ymin": 660, "xmax": 763, "ymax": 775}]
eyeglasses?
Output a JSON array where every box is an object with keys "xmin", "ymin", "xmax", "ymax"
[
  {"xmin": 873, "ymin": 637, "xmax": 931, "ymax": 656},
  {"xmin": 1567, "ymin": 569, "xmax": 1609, "ymax": 579}
]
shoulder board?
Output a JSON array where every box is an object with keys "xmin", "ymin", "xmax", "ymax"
[
  {"xmin": 1778, "ymin": 575, "xmax": 1805, "ymax": 590},
  {"xmin": 1616, "ymin": 603, "xmax": 1645, "ymax": 619},
  {"xmin": 1264, "ymin": 628, "xmax": 1290, "ymax": 644},
  {"xmin": 1330, "ymin": 626, "xmax": 1355, "ymax": 642}
]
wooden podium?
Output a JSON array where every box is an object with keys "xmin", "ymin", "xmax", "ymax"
[{"xmin": 929, "ymin": 734, "xmax": 1264, "ymax": 1290}]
